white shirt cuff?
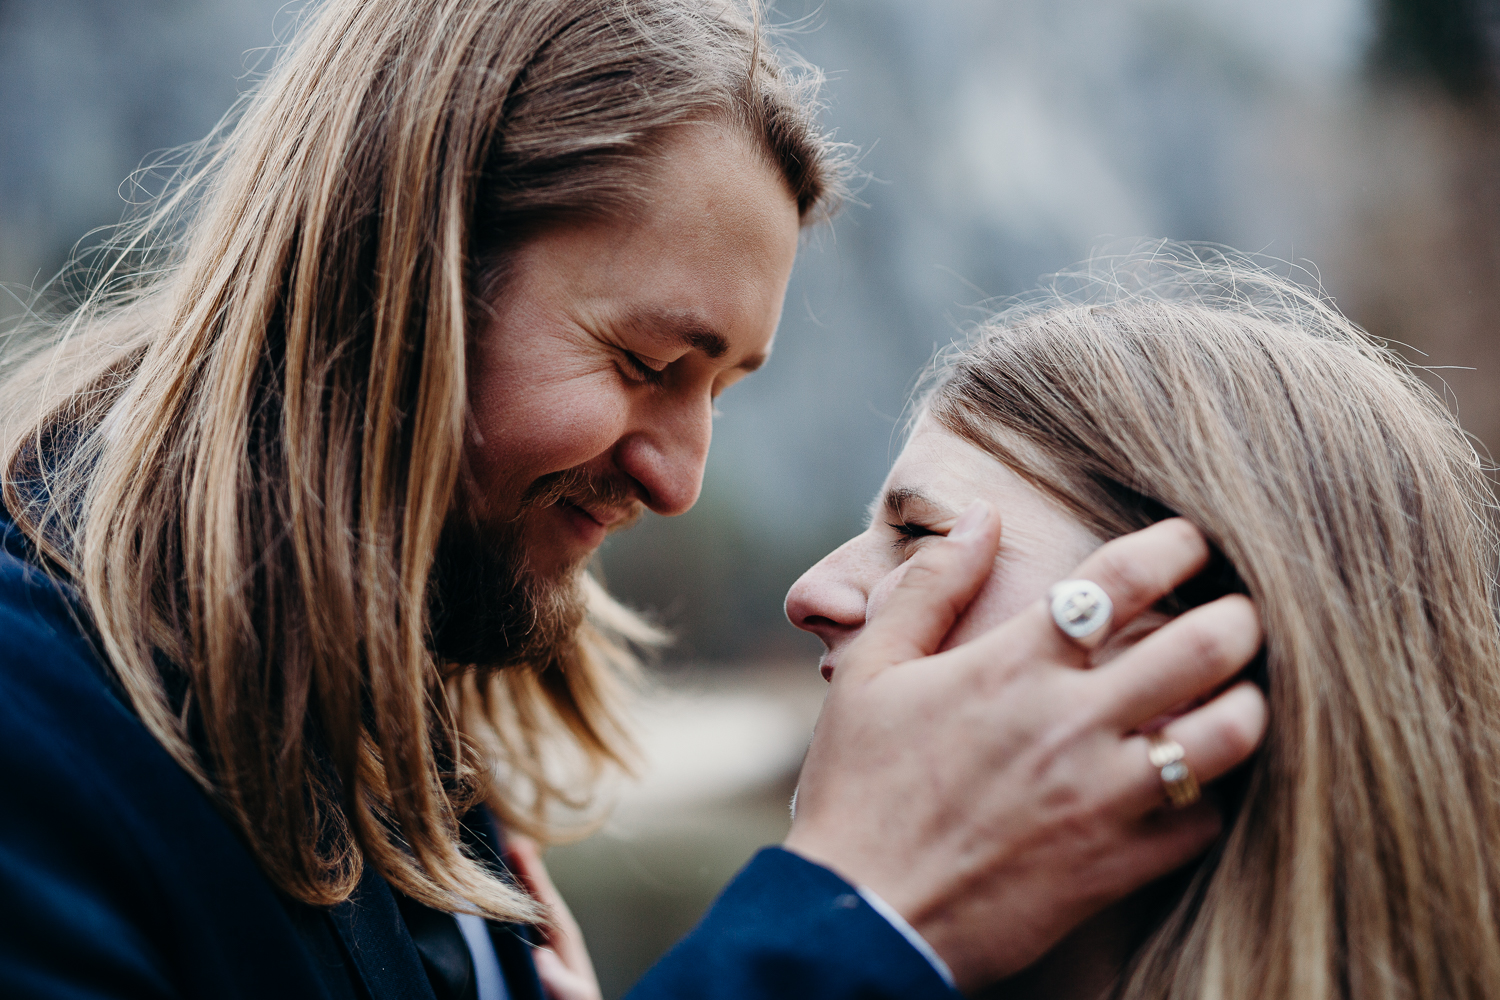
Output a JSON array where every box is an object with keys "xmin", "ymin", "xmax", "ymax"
[{"xmin": 855, "ymin": 885, "xmax": 957, "ymax": 989}]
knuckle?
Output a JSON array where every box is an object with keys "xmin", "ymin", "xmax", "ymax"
[
  {"xmin": 1061, "ymin": 685, "xmax": 1117, "ymax": 739},
  {"xmin": 1178, "ymin": 616, "xmax": 1234, "ymax": 669},
  {"xmin": 1192, "ymin": 599, "xmax": 1261, "ymax": 662},
  {"xmin": 1028, "ymin": 707, "xmax": 1115, "ymax": 797},
  {"xmin": 1030, "ymin": 719, "xmax": 1087, "ymax": 769},
  {"xmin": 1091, "ymin": 545, "xmax": 1163, "ymax": 602}
]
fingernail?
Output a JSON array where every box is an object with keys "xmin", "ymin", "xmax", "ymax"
[{"xmin": 950, "ymin": 500, "xmax": 989, "ymax": 539}]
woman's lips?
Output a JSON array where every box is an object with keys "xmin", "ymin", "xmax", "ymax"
[{"xmin": 820, "ymin": 656, "xmax": 837, "ymax": 682}]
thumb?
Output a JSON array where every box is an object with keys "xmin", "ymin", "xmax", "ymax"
[{"xmin": 840, "ymin": 500, "xmax": 1000, "ymax": 681}]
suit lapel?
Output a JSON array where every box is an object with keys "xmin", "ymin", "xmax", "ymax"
[
  {"xmin": 329, "ymin": 862, "xmax": 439, "ymax": 1000},
  {"xmin": 326, "ymin": 808, "xmax": 542, "ymax": 1000}
]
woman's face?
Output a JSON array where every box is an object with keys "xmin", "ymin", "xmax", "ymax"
[{"xmin": 785, "ymin": 415, "xmax": 1104, "ymax": 680}]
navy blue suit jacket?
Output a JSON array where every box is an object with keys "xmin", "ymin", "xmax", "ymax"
[{"xmin": 0, "ymin": 510, "xmax": 955, "ymax": 1000}]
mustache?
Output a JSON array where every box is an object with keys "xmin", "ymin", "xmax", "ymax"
[{"xmin": 516, "ymin": 466, "xmax": 641, "ymax": 517}]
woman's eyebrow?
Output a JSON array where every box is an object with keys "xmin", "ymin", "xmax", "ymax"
[{"xmin": 881, "ymin": 486, "xmax": 949, "ymax": 521}]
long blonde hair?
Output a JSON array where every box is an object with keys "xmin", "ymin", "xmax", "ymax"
[
  {"xmin": 2, "ymin": 0, "xmax": 841, "ymax": 922},
  {"xmin": 929, "ymin": 247, "xmax": 1500, "ymax": 999}
]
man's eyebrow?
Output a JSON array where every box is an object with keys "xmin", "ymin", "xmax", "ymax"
[{"xmin": 620, "ymin": 309, "xmax": 768, "ymax": 372}]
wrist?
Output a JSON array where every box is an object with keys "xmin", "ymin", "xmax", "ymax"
[
  {"xmin": 780, "ymin": 834, "xmax": 973, "ymax": 988},
  {"xmin": 853, "ymin": 885, "xmax": 956, "ymax": 988},
  {"xmin": 781, "ymin": 834, "xmax": 1033, "ymax": 991}
]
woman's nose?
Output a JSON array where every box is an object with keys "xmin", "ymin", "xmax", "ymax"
[{"xmin": 784, "ymin": 536, "xmax": 873, "ymax": 644}]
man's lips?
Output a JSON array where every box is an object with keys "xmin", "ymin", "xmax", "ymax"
[
  {"xmin": 556, "ymin": 500, "xmax": 643, "ymax": 543},
  {"xmin": 553, "ymin": 502, "xmax": 609, "ymax": 550},
  {"xmin": 572, "ymin": 503, "xmax": 632, "ymax": 529}
]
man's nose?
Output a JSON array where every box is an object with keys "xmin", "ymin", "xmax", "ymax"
[
  {"xmin": 784, "ymin": 538, "xmax": 870, "ymax": 641},
  {"xmin": 613, "ymin": 395, "xmax": 713, "ymax": 517}
]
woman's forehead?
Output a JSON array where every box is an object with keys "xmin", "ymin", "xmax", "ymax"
[{"xmin": 877, "ymin": 422, "xmax": 1016, "ymax": 518}]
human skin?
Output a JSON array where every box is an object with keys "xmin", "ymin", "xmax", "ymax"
[
  {"xmin": 784, "ymin": 419, "xmax": 1267, "ymax": 990},
  {"xmin": 466, "ymin": 122, "xmax": 799, "ymax": 580},
  {"xmin": 468, "ymin": 124, "xmax": 1268, "ymax": 993},
  {"xmin": 466, "ymin": 123, "xmax": 798, "ymax": 998},
  {"xmin": 787, "ymin": 415, "xmax": 1108, "ymax": 680}
]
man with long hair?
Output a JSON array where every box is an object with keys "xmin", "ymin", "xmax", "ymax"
[{"xmin": 0, "ymin": 2, "xmax": 1266, "ymax": 998}]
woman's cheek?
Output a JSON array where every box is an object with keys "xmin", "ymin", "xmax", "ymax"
[
  {"xmin": 863, "ymin": 564, "xmax": 906, "ymax": 626},
  {"xmin": 938, "ymin": 564, "xmax": 1017, "ymax": 651},
  {"xmin": 863, "ymin": 555, "xmax": 1022, "ymax": 653},
  {"xmin": 937, "ymin": 548, "xmax": 1077, "ymax": 651}
]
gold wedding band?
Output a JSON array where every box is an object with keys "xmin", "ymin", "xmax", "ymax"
[{"xmin": 1146, "ymin": 734, "xmax": 1201, "ymax": 808}]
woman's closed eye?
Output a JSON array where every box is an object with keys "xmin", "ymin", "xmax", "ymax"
[{"xmin": 888, "ymin": 520, "xmax": 941, "ymax": 551}]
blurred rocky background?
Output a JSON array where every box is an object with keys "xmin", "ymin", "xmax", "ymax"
[{"xmin": 3, "ymin": 0, "xmax": 1498, "ymax": 995}]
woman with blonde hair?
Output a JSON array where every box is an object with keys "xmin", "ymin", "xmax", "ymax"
[
  {"xmin": 787, "ymin": 247, "xmax": 1500, "ymax": 999},
  {"xmin": 0, "ymin": 0, "xmax": 1275, "ymax": 992}
]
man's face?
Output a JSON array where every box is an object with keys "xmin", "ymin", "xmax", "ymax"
[{"xmin": 430, "ymin": 124, "xmax": 802, "ymax": 666}]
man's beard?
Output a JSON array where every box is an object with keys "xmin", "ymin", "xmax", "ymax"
[{"xmin": 426, "ymin": 466, "xmax": 640, "ymax": 669}]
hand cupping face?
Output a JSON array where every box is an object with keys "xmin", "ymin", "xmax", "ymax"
[
  {"xmin": 783, "ymin": 500, "xmax": 1266, "ymax": 992},
  {"xmin": 785, "ymin": 413, "xmax": 1104, "ymax": 682}
]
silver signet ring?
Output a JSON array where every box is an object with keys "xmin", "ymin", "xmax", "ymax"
[{"xmin": 1047, "ymin": 579, "xmax": 1114, "ymax": 649}]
